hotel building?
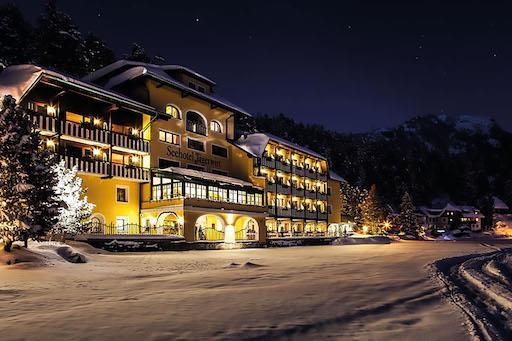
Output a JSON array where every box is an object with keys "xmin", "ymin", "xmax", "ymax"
[{"xmin": 0, "ymin": 61, "xmax": 343, "ymax": 244}]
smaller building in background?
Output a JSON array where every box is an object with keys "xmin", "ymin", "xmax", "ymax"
[{"xmin": 418, "ymin": 202, "xmax": 484, "ymax": 232}]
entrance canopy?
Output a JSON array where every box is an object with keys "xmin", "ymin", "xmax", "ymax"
[{"xmin": 159, "ymin": 166, "xmax": 261, "ymax": 190}]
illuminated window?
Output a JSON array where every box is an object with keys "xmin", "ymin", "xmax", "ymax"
[
  {"xmin": 165, "ymin": 104, "xmax": 181, "ymax": 119},
  {"xmin": 210, "ymin": 120, "xmax": 222, "ymax": 133},
  {"xmin": 159, "ymin": 130, "xmax": 180, "ymax": 145}
]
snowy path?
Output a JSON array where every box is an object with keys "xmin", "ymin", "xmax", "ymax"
[
  {"xmin": 433, "ymin": 245, "xmax": 512, "ymax": 340},
  {"xmin": 0, "ymin": 241, "xmax": 506, "ymax": 340}
]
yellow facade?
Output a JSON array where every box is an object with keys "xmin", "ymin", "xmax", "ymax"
[
  {"xmin": 3, "ymin": 62, "xmax": 344, "ymax": 244},
  {"xmin": 80, "ymin": 174, "xmax": 141, "ymax": 227}
]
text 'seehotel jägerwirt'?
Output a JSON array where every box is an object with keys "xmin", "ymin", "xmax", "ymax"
[{"xmin": 0, "ymin": 61, "xmax": 344, "ymax": 243}]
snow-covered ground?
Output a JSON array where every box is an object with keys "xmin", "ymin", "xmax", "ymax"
[{"xmin": 1, "ymin": 241, "xmax": 510, "ymax": 340}]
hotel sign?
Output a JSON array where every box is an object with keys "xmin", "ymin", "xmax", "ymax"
[{"xmin": 166, "ymin": 146, "xmax": 221, "ymax": 168}]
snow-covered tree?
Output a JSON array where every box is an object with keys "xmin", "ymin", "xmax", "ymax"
[
  {"xmin": 397, "ymin": 191, "xmax": 418, "ymax": 235},
  {"xmin": 51, "ymin": 161, "xmax": 95, "ymax": 236},
  {"xmin": 359, "ymin": 184, "xmax": 385, "ymax": 234},
  {"xmin": 34, "ymin": 0, "xmax": 87, "ymax": 76},
  {"xmin": 340, "ymin": 180, "xmax": 367, "ymax": 227},
  {"xmin": 0, "ymin": 96, "xmax": 59, "ymax": 251}
]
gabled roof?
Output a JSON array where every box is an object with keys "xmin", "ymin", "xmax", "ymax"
[
  {"xmin": 493, "ymin": 196, "xmax": 509, "ymax": 210},
  {"xmin": 85, "ymin": 60, "xmax": 216, "ymax": 85},
  {"xmin": 329, "ymin": 171, "xmax": 345, "ymax": 182},
  {"xmin": 234, "ymin": 132, "xmax": 326, "ymax": 160},
  {"xmin": 83, "ymin": 60, "xmax": 250, "ymax": 116},
  {"xmin": 0, "ymin": 64, "xmax": 158, "ymax": 115}
]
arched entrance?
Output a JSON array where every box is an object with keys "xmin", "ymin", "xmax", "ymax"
[
  {"xmin": 156, "ymin": 212, "xmax": 183, "ymax": 236},
  {"xmin": 195, "ymin": 214, "xmax": 225, "ymax": 241},
  {"xmin": 234, "ymin": 216, "xmax": 259, "ymax": 241}
]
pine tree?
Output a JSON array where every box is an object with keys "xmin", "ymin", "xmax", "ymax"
[
  {"xmin": 51, "ymin": 161, "xmax": 95, "ymax": 236},
  {"xmin": 83, "ymin": 33, "xmax": 116, "ymax": 73},
  {"xmin": 340, "ymin": 180, "xmax": 367, "ymax": 226},
  {"xmin": 126, "ymin": 43, "xmax": 151, "ymax": 63},
  {"xmin": 359, "ymin": 184, "xmax": 384, "ymax": 234},
  {"xmin": 397, "ymin": 191, "xmax": 418, "ymax": 236},
  {"xmin": 0, "ymin": 96, "xmax": 59, "ymax": 251},
  {"xmin": 34, "ymin": 0, "xmax": 87, "ymax": 76},
  {"xmin": 0, "ymin": 4, "xmax": 34, "ymax": 67}
]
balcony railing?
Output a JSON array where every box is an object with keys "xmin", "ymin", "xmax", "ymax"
[
  {"xmin": 292, "ymin": 165, "xmax": 305, "ymax": 176},
  {"xmin": 64, "ymin": 155, "xmax": 109, "ymax": 176},
  {"xmin": 305, "ymin": 190, "xmax": 317, "ymax": 199},
  {"xmin": 291, "ymin": 208, "xmax": 305, "ymax": 218},
  {"xmin": 305, "ymin": 210, "xmax": 317, "ymax": 219},
  {"xmin": 277, "ymin": 207, "xmax": 291, "ymax": 217},
  {"xmin": 31, "ymin": 113, "xmax": 57, "ymax": 133},
  {"xmin": 261, "ymin": 157, "xmax": 275, "ymax": 168},
  {"xmin": 64, "ymin": 155, "xmax": 149, "ymax": 182},
  {"xmin": 111, "ymin": 131, "xmax": 150, "ymax": 154},
  {"xmin": 317, "ymin": 172, "xmax": 327, "ymax": 181},
  {"xmin": 276, "ymin": 183, "xmax": 291, "ymax": 195},
  {"xmin": 61, "ymin": 120, "xmax": 109, "ymax": 145},
  {"xmin": 111, "ymin": 163, "xmax": 150, "ymax": 182},
  {"xmin": 30, "ymin": 111, "xmax": 149, "ymax": 153},
  {"xmin": 267, "ymin": 231, "xmax": 327, "ymax": 238}
]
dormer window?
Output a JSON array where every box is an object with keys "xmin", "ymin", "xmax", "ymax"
[
  {"xmin": 210, "ymin": 120, "xmax": 222, "ymax": 133},
  {"xmin": 186, "ymin": 111, "xmax": 207, "ymax": 136},
  {"xmin": 165, "ymin": 104, "xmax": 181, "ymax": 119}
]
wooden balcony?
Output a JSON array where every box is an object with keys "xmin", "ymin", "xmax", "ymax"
[
  {"xmin": 111, "ymin": 163, "xmax": 150, "ymax": 182},
  {"xmin": 64, "ymin": 155, "xmax": 109, "ymax": 176},
  {"xmin": 31, "ymin": 113, "xmax": 57, "ymax": 134},
  {"xmin": 64, "ymin": 156, "xmax": 149, "ymax": 182},
  {"xmin": 111, "ymin": 132, "xmax": 150, "ymax": 154},
  {"xmin": 61, "ymin": 121, "xmax": 109, "ymax": 145}
]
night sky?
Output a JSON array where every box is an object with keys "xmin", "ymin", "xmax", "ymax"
[{"xmin": 7, "ymin": 0, "xmax": 512, "ymax": 132}]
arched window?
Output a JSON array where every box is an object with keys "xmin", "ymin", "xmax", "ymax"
[
  {"xmin": 186, "ymin": 111, "xmax": 207, "ymax": 136},
  {"xmin": 210, "ymin": 120, "xmax": 223, "ymax": 133},
  {"xmin": 165, "ymin": 104, "xmax": 181, "ymax": 119}
]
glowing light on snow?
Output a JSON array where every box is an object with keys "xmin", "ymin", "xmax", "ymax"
[
  {"xmin": 131, "ymin": 155, "xmax": 140, "ymax": 164},
  {"xmin": 131, "ymin": 128, "xmax": 139, "ymax": 136},
  {"xmin": 46, "ymin": 139, "xmax": 55, "ymax": 148},
  {"xmin": 224, "ymin": 224, "xmax": 235, "ymax": 243},
  {"xmin": 92, "ymin": 148, "xmax": 101, "ymax": 156},
  {"xmin": 93, "ymin": 118, "xmax": 102, "ymax": 126}
]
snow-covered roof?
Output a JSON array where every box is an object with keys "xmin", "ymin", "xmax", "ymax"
[
  {"xmin": 83, "ymin": 60, "xmax": 250, "ymax": 116},
  {"xmin": 85, "ymin": 60, "xmax": 216, "ymax": 85},
  {"xmin": 419, "ymin": 202, "xmax": 484, "ymax": 218},
  {"xmin": 329, "ymin": 171, "xmax": 345, "ymax": 182},
  {"xmin": 158, "ymin": 166, "xmax": 261, "ymax": 189},
  {"xmin": 0, "ymin": 65, "xmax": 158, "ymax": 115},
  {"xmin": 493, "ymin": 196, "xmax": 509, "ymax": 210},
  {"xmin": 234, "ymin": 133, "xmax": 326, "ymax": 160}
]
